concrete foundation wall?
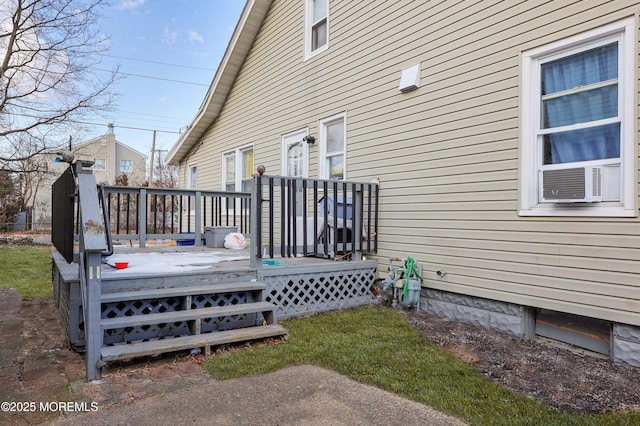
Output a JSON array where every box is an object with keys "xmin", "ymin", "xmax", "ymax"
[
  {"xmin": 612, "ymin": 324, "xmax": 640, "ymax": 368},
  {"xmin": 421, "ymin": 288, "xmax": 640, "ymax": 368},
  {"xmin": 420, "ymin": 288, "xmax": 535, "ymax": 338}
]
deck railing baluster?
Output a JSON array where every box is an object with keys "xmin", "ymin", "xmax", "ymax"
[
  {"xmin": 126, "ymin": 193, "xmax": 131, "ymax": 234},
  {"xmin": 152, "ymin": 194, "xmax": 158, "ymax": 234},
  {"xmin": 92, "ymin": 176, "xmax": 373, "ymax": 255},
  {"xmin": 302, "ymin": 179, "xmax": 308, "ymax": 257},
  {"xmin": 280, "ymin": 178, "xmax": 286, "ymax": 258},
  {"xmin": 268, "ymin": 178, "xmax": 274, "ymax": 258},
  {"xmin": 313, "ymin": 180, "xmax": 318, "ymax": 256}
]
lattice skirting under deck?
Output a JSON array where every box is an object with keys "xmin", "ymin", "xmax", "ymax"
[
  {"xmin": 101, "ymin": 292, "xmax": 261, "ymax": 346},
  {"xmin": 261, "ymin": 264, "xmax": 378, "ymax": 320}
]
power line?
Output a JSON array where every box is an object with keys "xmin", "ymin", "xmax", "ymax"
[
  {"xmin": 117, "ymin": 109, "xmax": 191, "ymax": 121},
  {"xmin": 100, "ymin": 54, "xmax": 216, "ymax": 71},
  {"xmin": 7, "ymin": 112, "xmax": 183, "ymax": 134},
  {"xmin": 112, "ymin": 114, "xmax": 188, "ymax": 127},
  {"xmin": 74, "ymin": 120, "xmax": 182, "ymax": 134},
  {"xmin": 95, "ymin": 68, "xmax": 209, "ymax": 87}
]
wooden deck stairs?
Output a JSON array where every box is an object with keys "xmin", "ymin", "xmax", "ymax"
[{"xmin": 96, "ymin": 269, "xmax": 287, "ymax": 366}]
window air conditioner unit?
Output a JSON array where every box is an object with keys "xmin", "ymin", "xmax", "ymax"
[{"xmin": 540, "ymin": 166, "xmax": 603, "ymax": 203}]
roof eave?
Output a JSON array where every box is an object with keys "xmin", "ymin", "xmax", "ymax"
[{"xmin": 167, "ymin": 0, "xmax": 271, "ymax": 166}]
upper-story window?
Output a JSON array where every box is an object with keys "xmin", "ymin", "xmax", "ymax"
[
  {"xmin": 320, "ymin": 113, "xmax": 346, "ymax": 180},
  {"xmin": 519, "ymin": 18, "xmax": 635, "ymax": 217},
  {"xmin": 305, "ymin": 0, "xmax": 328, "ymax": 60},
  {"xmin": 120, "ymin": 160, "xmax": 132, "ymax": 173}
]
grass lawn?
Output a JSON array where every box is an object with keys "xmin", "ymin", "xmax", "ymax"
[
  {"xmin": 0, "ymin": 245, "xmax": 52, "ymax": 298},
  {"xmin": 2, "ymin": 246, "xmax": 638, "ymax": 424},
  {"xmin": 205, "ymin": 307, "xmax": 640, "ymax": 426}
]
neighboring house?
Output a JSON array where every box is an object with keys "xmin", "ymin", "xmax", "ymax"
[
  {"xmin": 33, "ymin": 124, "xmax": 147, "ymax": 228},
  {"xmin": 74, "ymin": 124, "xmax": 147, "ymax": 187},
  {"xmin": 167, "ymin": 0, "xmax": 640, "ymax": 366}
]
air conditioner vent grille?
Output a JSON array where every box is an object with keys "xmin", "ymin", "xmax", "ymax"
[
  {"xmin": 591, "ymin": 167, "xmax": 602, "ymax": 197},
  {"xmin": 542, "ymin": 168, "xmax": 585, "ymax": 200}
]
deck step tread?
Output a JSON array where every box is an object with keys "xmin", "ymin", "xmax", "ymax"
[
  {"xmin": 101, "ymin": 282, "xmax": 266, "ymax": 303},
  {"xmin": 100, "ymin": 324, "xmax": 288, "ymax": 362},
  {"xmin": 101, "ymin": 301, "xmax": 276, "ymax": 329}
]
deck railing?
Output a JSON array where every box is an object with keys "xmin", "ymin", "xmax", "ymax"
[
  {"xmin": 100, "ymin": 186, "xmax": 251, "ymax": 248},
  {"xmin": 250, "ymin": 174, "xmax": 379, "ymax": 267},
  {"xmin": 52, "ymin": 161, "xmax": 105, "ymax": 380}
]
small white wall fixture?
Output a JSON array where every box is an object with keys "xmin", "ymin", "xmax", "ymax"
[{"xmin": 399, "ymin": 64, "xmax": 420, "ymax": 92}]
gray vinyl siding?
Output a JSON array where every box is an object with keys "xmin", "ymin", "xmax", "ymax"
[{"xmin": 180, "ymin": 0, "xmax": 640, "ymax": 326}]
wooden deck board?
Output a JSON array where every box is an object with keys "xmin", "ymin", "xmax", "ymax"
[
  {"xmin": 100, "ymin": 301, "xmax": 276, "ymax": 329},
  {"xmin": 101, "ymin": 281, "xmax": 266, "ymax": 303},
  {"xmin": 100, "ymin": 324, "xmax": 288, "ymax": 362}
]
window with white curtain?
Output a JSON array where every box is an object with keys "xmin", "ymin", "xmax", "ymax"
[
  {"xmin": 519, "ymin": 18, "xmax": 635, "ymax": 217},
  {"xmin": 540, "ymin": 43, "xmax": 619, "ymax": 165},
  {"xmin": 305, "ymin": 0, "xmax": 328, "ymax": 60}
]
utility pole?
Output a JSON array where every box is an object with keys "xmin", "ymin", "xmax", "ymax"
[{"xmin": 148, "ymin": 130, "xmax": 156, "ymax": 187}]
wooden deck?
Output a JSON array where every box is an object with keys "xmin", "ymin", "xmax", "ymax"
[{"xmin": 52, "ymin": 244, "xmax": 378, "ymax": 369}]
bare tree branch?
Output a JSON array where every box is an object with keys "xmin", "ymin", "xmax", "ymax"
[{"xmin": 0, "ymin": 0, "xmax": 118, "ymax": 163}]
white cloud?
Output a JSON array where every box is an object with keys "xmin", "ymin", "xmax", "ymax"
[
  {"xmin": 117, "ymin": 0, "xmax": 147, "ymax": 11},
  {"xmin": 162, "ymin": 27, "xmax": 178, "ymax": 44},
  {"xmin": 188, "ymin": 30, "xmax": 204, "ymax": 43}
]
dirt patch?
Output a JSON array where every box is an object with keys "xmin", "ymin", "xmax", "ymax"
[{"xmin": 406, "ymin": 310, "xmax": 640, "ymax": 413}]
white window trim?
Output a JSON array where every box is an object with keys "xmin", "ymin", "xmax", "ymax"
[
  {"xmin": 304, "ymin": 0, "xmax": 329, "ymax": 61},
  {"xmin": 519, "ymin": 17, "xmax": 636, "ymax": 217},
  {"xmin": 222, "ymin": 145, "xmax": 253, "ymax": 213},
  {"xmin": 222, "ymin": 144, "xmax": 254, "ymax": 192},
  {"xmin": 281, "ymin": 128, "xmax": 309, "ymax": 177},
  {"xmin": 319, "ymin": 112, "xmax": 347, "ymax": 180},
  {"xmin": 187, "ymin": 163, "xmax": 197, "ymax": 189}
]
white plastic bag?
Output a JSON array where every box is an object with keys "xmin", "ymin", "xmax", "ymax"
[{"xmin": 224, "ymin": 232, "xmax": 246, "ymax": 249}]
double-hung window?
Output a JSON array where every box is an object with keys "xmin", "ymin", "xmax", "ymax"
[
  {"xmin": 188, "ymin": 163, "xmax": 197, "ymax": 189},
  {"xmin": 305, "ymin": 0, "xmax": 328, "ymax": 59},
  {"xmin": 520, "ymin": 18, "xmax": 635, "ymax": 217},
  {"xmin": 320, "ymin": 113, "xmax": 346, "ymax": 181},
  {"xmin": 223, "ymin": 146, "xmax": 254, "ymax": 194}
]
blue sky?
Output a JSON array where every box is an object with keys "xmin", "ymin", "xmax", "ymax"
[{"xmin": 87, "ymin": 0, "xmax": 246, "ymax": 159}]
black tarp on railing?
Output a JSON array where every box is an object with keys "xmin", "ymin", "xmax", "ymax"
[{"xmin": 51, "ymin": 165, "xmax": 76, "ymax": 263}]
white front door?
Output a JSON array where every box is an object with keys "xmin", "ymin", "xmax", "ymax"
[{"xmin": 282, "ymin": 130, "xmax": 309, "ymax": 216}]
